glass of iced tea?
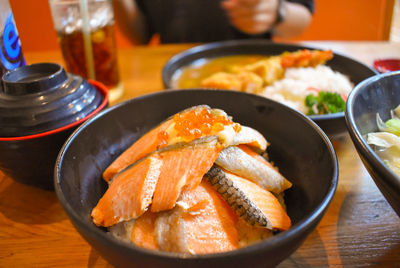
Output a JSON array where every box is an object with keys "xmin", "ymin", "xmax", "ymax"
[{"xmin": 49, "ymin": 0, "xmax": 123, "ymax": 102}]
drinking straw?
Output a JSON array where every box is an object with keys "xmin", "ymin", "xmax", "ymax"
[{"xmin": 79, "ymin": 0, "xmax": 95, "ymax": 79}]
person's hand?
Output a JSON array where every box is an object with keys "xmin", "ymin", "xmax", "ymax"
[{"xmin": 221, "ymin": 0, "xmax": 280, "ymax": 35}]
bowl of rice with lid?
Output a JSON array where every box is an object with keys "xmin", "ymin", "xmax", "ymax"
[{"xmin": 163, "ymin": 40, "xmax": 377, "ymax": 138}]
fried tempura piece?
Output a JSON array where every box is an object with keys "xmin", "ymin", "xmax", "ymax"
[
  {"xmin": 244, "ymin": 56, "xmax": 284, "ymax": 85},
  {"xmin": 201, "ymin": 71, "xmax": 263, "ymax": 93},
  {"xmin": 226, "ymin": 64, "xmax": 245, "ymax": 74},
  {"xmin": 236, "ymin": 71, "xmax": 264, "ymax": 93},
  {"xmin": 199, "ymin": 49, "xmax": 333, "ymax": 91},
  {"xmin": 201, "ymin": 72, "xmax": 242, "ymax": 90},
  {"xmin": 280, "ymin": 49, "xmax": 333, "ymax": 68}
]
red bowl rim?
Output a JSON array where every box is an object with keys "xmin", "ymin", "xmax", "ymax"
[
  {"xmin": 0, "ymin": 80, "xmax": 109, "ymax": 141},
  {"xmin": 373, "ymin": 58, "xmax": 400, "ymax": 72}
]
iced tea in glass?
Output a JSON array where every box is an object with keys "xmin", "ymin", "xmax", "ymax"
[{"xmin": 49, "ymin": 0, "xmax": 123, "ymax": 102}]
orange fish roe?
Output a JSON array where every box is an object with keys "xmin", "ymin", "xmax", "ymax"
[
  {"xmin": 156, "ymin": 131, "xmax": 169, "ymax": 148},
  {"xmin": 173, "ymin": 108, "xmax": 240, "ymax": 140}
]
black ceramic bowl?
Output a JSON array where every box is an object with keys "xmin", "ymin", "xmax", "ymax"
[
  {"xmin": 55, "ymin": 89, "xmax": 338, "ymax": 268},
  {"xmin": 162, "ymin": 40, "xmax": 377, "ymax": 138},
  {"xmin": 345, "ymin": 71, "xmax": 400, "ymax": 217},
  {"xmin": 0, "ymin": 63, "xmax": 109, "ymax": 190}
]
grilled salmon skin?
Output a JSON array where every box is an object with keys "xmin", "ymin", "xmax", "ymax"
[{"xmin": 204, "ymin": 166, "xmax": 291, "ymax": 231}]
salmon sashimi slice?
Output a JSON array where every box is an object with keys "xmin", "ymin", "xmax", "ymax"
[
  {"xmin": 154, "ymin": 180, "xmax": 239, "ymax": 254},
  {"xmin": 130, "ymin": 211, "xmax": 159, "ymax": 250},
  {"xmin": 92, "ymin": 155, "xmax": 163, "ymax": 227},
  {"xmin": 103, "ymin": 119, "xmax": 173, "ymax": 182},
  {"xmin": 215, "ymin": 145, "xmax": 292, "ymax": 194},
  {"xmin": 92, "ymin": 136, "xmax": 221, "ymax": 227},
  {"xmin": 205, "ymin": 166, "xmax": 291, "ymax": 231},
  {"xmin": 150, "ymin": 136, "xmax": 222, "ymax": 212},
  {"xmin": 103, "ymin": 105, "xmax": 241, "ymax": 182}
]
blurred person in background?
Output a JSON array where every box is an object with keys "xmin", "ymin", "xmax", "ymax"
[{"xmin": 114, "ymin": 0, "xmax": 314, "ymax": 44}]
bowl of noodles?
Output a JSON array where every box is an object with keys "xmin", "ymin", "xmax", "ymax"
[
  {"xmin": 345, "ymin": 71, "xmax": 400, "ymax": 217},
  {"xmin": 162, "ymin": 40, "xmax": 377, "ymax": 139}
]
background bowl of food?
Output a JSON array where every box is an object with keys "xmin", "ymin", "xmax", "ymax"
[
  {"xmin": 345, "ymin": 71, "xmax": 400, "ymax": 217},
  {"xmin": 0, "ymin": 63, "xmax": 108, "ymax": 190},
  {"xmin": 162, "ymin": 40, "xmax": 377, "ymax": 139},
  {"xmin": 55, "ymin": 89, "xmax": 338, "ymax": 267}
]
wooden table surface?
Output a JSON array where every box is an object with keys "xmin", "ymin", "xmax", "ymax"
[{"xmin": 1, "ymin": 41, "xmax": 400, "ymax": 267}]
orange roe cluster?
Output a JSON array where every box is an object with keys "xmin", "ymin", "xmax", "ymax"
[
  {"xmin": 157, "ymin": 130, "xmax": 169, "ymax": 148},
  {"xmin": 173, "ymin": 108, "xmax": 241, "ymax": 140}
]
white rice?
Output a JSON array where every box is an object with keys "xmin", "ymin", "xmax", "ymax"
[{"xmin": 260, "ymin": 65, "xmax": 353, "ymax": 114}]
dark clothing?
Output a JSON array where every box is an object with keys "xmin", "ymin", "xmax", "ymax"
[{"xmin": 135, "ymin": 0, "xmax": 314, "ymax": 43}]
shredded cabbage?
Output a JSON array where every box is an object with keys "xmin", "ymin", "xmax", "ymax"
[
  {"xmin": 367, "ymin": 105, "xmax": 400, "ymax": 177},
  {"xmin": 367, "ymin": 132, "xmax": 400, "ymax": 148}
]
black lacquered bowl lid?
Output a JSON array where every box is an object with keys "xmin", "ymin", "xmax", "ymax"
[{"xmin": 0, "ymin": 63, "xmax": 105, "ymax": 137}]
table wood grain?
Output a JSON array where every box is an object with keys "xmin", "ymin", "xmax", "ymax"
[{"xmin": 1, "ymin": 42, "xmax": 399, "ymax": 267}]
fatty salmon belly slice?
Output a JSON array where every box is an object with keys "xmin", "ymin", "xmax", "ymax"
[
  {"xmin": 215, "ymin": 145, "xmax": 291, "ymax": 193},
  {"xmin": 91, "ymin": 155, "xmax": 163, "ymax": 227},
  {"xmin": 103, "ymin": 119, "xmax": 173, "ymax": 182},
  {"xmin": 150, "ymin": 137, "xmax": 221, "ymax": 213},
  {"xmin": 238, "ymin": 144, "xmax": 292, "ymax": 190},
  {"xmin": 130, "ymin": 211, "xmax": 159, "ymax": 250},
  {"xmin": 155, "ymin": 181, "xmax": 239, "ymax": 254},
  {"xmin": 229, "ymin": 126, "xmax": 268, "ymax": 152}
]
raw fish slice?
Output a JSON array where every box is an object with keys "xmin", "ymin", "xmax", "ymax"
[
  {"xmin": 229, "ymin": 126, "xmax": 268, "ymax": 152},
  {"xmin": 130, "ymin": 211, "xmax": 159, "ymax": 250},
  {"xmin": 215, "ymin": 145, "xmax": 291, "ymax": 194},
  {"xmin": 103, "ymin": 119, "xmax": 173, "ymax": 181},
  {"xmin": 151, "ymin": 136, "xmax": 221, "ymax": 212},
  {"xmin": 155, "ymin": 181, "xmax": 239, "ymax": 254},
  {"xmin": 153, "ymin": 209, "xmax": 187, "ymax": 253},
  {"xmin": 204, "ymin": 166, "xmax": 291, "ymax": 231},
  {"xmin": 92, "ymin": 155, "xmax": 163, "ymax": 227},
  {"xmin": 92, "ymin": 136, "xmax": 221, "ymax": 227},
  {"xmin": 103, "ymin": 105, "xmax": 237, "ymax": 182},
  {"xmin": 238, "ymin": 144, "xmax": 288, "ymax": 174}
]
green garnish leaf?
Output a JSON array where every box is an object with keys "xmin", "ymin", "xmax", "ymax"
[
  {"xmin": 385, "ymin": 118, "xmax": 400, "ymax": 136},
  {"xmin": 305, "ymin": 91, "xmax": 346, "ymax": 115}
]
